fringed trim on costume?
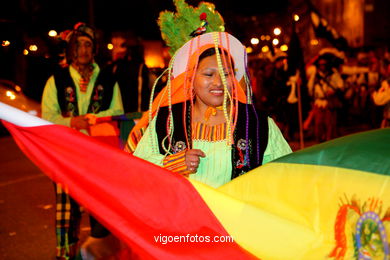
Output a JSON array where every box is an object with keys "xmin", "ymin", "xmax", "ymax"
[
  {"xmin": 192, "ymin": 122, "xmax": 227, "ymax": 141},
  {"xmin": 125, "ymin": 127, "xmax": 145, "ymax": 153}
]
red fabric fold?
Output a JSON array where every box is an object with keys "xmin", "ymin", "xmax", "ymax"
[{"xmin": 2, "ymin": 120, "xmax": 253, "ymax": 259}]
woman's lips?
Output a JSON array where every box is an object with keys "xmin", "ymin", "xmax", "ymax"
[{"xmin": 210, "ymin": 89, "xmax": 224, "ymax": 96}]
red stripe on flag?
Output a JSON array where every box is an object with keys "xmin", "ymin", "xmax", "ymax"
[{"xmin": 2, "ymin": 120, "xmax": 254, "ymax": 259}]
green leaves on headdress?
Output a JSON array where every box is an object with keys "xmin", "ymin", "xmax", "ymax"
[{"xmin": 158, "ymin": 0, "xmax": 225, "ymax": 56}]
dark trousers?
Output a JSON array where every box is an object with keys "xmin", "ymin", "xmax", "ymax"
[{"xmin": 313, "ymin": 106, "xmax": 337, "ymax": 142}]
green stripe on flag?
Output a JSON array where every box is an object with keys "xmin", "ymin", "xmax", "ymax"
[{"xmin": 274, "ymin": 128, "xmax": 390, "ymax": 175}]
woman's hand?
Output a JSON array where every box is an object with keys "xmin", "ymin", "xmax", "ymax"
[
  {"xmin": 70, "ymin": 116, "xmax": 89, "ymax": 130},
  {"xmin": 185, "ymin": 149, "xmax": 206, "ymax": 174}
]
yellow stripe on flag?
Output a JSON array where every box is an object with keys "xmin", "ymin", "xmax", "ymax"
[{"xmin": 192, "ymin": 162, "xmax": 390, "ymax": 259}]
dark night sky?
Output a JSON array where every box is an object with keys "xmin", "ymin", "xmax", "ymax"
[
  {"xmin": 1, "ymin": 0, "xmax": 388, "ymax": 101},
  {"xmin": 0, "ymin": 0, "xmax": 289, "ymax": 101},
  {"xmin": 1, "ymin": 0, "xmax": 289, "ymax": 40}
]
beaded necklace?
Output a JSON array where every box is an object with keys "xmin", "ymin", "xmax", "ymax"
[{"xmin": 72, "ymin": 63, "xmax": 94, "ymax": 92}]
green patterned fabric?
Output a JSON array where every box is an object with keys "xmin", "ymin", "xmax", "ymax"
[{"xmin": 274, "ymin": 128, "xmax": 390, "ymax": 175}]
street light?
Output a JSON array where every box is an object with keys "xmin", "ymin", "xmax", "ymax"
[
  {"xmin": 6, "ymin": 91, "xmax": 16, "ymax": 100},
  {"xmin": 310, "ymin": 39, "xmax": 319, "ymax": 45},
  {"xmin": 2, "ymin": 40, "xmax": 10, "ymax": 47},
  {"xmin": 29, "ymin": 45, "xmax": 38, "ymax": 52},
  {"xmin": 280, "ymin": 44, "xmax": 288, "ymax": 51},
  {"xmin": 294, "ymin": 14, "xmax": 300, "ymax": 22},
  {"xmin": 272, "ymin": 38, "xmax": 279, "ymax": 46},
  {"xmin": 273, "ymin": 28, "xmax": 281, "ymax": 36},
  {"xmin": 261, "ymin": 46, "xmax": 269, "ymax": 53},
  {"xmin": 48, "ymin": 30, "xmax": 57, "ymax": 37},
  {"xmin": 250, "ymin": 38, "xmax": 260, "ymax": 45}
]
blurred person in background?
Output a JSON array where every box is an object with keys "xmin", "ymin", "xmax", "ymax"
[
  {"xmin": 41, "ymin": 22, "xmax": 123, "ymax": 260},
  {"xmin": 372, "ymin": 78, "xmax": 390, "ymax": 128},
  {"xmin": 306, "ymin": 49, "xmax": 344, "ymax": 142},
  {"xmin": 268, "ymin": 50, "xmax": 299, "ymax": 141},
  {"xmin": 102, "ymin": 31, "xmax": 152, "ymax": 147},
  {"xmin": 251, "ymin": 57, "xmax": 274, "ymax": 113},
  {"xmin": 381, "ymin": 50, "xmax": 390, "ymax": 80},
  {"xmin": 106, "ymin": 31, "xmax": 151, "ymax": 113},
  {"xmin": 341, "ymin": 49, "xmax": 382, "ymax": 128}
]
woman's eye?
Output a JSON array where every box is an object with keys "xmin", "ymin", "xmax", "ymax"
[{"xmin": 223, "ymin": 71, "xmax": 232, "ymax": 77}]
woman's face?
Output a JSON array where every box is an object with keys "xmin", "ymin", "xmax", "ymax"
[{"xmin": 193, "ymin": 54, "xmax": 233, "ymax": 108}]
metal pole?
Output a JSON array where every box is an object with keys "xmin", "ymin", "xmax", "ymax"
[{"xmin": 297, "ymin": 76, "xmax": 304, "ymax": 149}]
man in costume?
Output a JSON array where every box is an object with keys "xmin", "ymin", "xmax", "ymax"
[
  {"xmin": 128, "ymin": 0, "xmax": 291, "ymax": 188},
  {"xmin": 306, "ymin": 49, "xmax": 345, "ymax": 142},
  {"xmin": 41, "ymin": 22, "xmax": 123, "ymax": 259}
]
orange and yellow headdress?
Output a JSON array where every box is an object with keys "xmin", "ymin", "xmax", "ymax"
[{"xmin": 127, "ymin": 0, "xmax": 254, "ymax": 153}]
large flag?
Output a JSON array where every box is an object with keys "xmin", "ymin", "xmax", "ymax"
[
  {"xmin": 0, "ymin": 102, "xmax": 253, "ymax": 259},
  {"xmin": 218, "ymin": 128, "xmax": 390, "ymax": 259},
  {"xmin": 1, "ymin": 101, "xmax": 390, "ymax": 259}
]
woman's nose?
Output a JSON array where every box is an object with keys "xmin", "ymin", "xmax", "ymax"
[{"xmin": 212, "ymin": 74, "xmax": 222, "ymax": 86}]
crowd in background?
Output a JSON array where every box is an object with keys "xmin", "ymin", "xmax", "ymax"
[
  {"xmin": 18, "ymin": 25, "xmax": 390, "ymax": 145},
  {"xmin": 248, "ymin": 46, "xmax": 390, "ymax": 143}
]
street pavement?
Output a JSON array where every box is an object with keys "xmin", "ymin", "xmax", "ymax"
[{"xmin": 0, "ymin": 135, "xmax": 89, "ymax": 260}]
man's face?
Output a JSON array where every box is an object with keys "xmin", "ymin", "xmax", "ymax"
[
  {"xmin": 74, "ymin": 36, "xmax": 94, "ymax": 65},
  {"xmin": 317, "ymin": 59, "xmax": 328, "ymax": 73},
  {"xmin": 111, "ymin": 37, "xmax": 127, "ymax": 61}
]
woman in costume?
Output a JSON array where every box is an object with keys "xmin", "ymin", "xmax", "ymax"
[{"xmin": 128, "ymin": 0, "xmax": 291, "ymax": 188}]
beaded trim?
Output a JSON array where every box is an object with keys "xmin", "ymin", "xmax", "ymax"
[{"xmin": 212, "ymin": 32, "xmax": 233, "ymax": 145}]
